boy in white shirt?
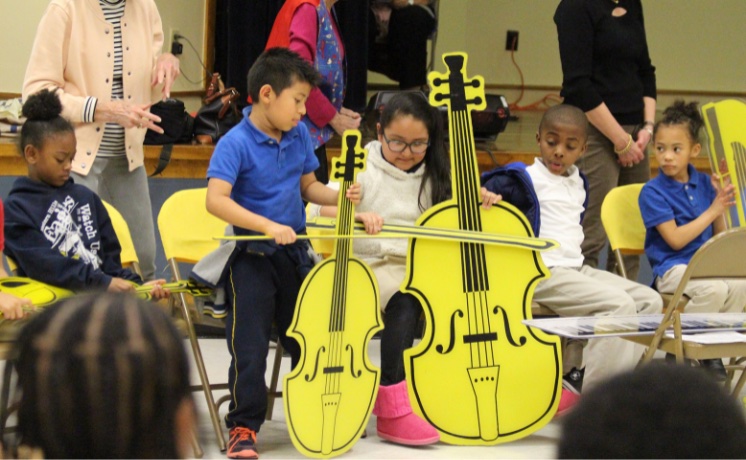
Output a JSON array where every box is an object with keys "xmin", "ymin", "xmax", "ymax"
[
  {"xmin": 528, "ymin": 105, "xmax": 662, "ymax": 392},
  {"xmin": 485, "ymin": 105, "xmax": 662, "ymax": 409}
]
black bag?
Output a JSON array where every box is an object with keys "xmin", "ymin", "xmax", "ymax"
[
  {"xmin": 144, "ymin": 98, "xmax": 194, "ymax": 145},
  {"xmin": 193, "ymin": 87, "xmax": 241, "ymax": 145}
]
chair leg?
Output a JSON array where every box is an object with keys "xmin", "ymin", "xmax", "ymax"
[
  {"xmin": 265, "ymin": 341, "xmax": 284, "ymax": 421},
  {"xmin": 190, "ymin": 426, "xmax": 204, "ymax": 459},
  {"xmin": 178, "ymin": 291, "xmax": 227, "ymax": 452}
]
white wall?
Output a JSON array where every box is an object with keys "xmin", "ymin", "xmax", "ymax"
[
  {"xmin": 3, "ymin": 1, "xmax": 745, "ymax": 98},
  {"xmin": 0, "ymin": 0, "xmax": 205, "ymax": 98},
  {"xmin": 372, "ymin": 0, "xmax": 746, "ymax": 96}
]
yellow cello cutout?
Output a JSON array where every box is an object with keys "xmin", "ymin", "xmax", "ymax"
[
  {"xmin": 284, "ymin": 131, "xmax": 383, "ymax": 458},
  {"xmin": 402, "ymin": 52, "xmax": 562, "ymax": 445},
  {"xmin": 702, "ymin": 99, "xmax": 746, "ymax": 228}
]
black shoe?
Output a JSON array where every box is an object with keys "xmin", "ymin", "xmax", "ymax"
[
  {"xmin": 700, "ymin": 359, "xmax": 728, "ymax": 382},
  {"xmin": 562, "ymin": 367, "xmax": 584, "ymax": 395}
]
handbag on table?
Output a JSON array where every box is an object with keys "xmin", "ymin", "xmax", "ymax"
[
  {"xmin": 144, "ymin": 98, "xmax": 194, "ymax": 176},
  {"xmin": 193, "ymin": 73, "xmax": 241, "ymax": 145}
]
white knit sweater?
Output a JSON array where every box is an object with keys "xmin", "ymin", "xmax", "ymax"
[{"xmin": 308, "ymin": 140, "xmax": 432, "ymax": 309}]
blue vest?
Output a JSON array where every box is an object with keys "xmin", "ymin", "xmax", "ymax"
[{"xmin": 301, "ymin": 4, "xmax": 345, "ymax": 149}]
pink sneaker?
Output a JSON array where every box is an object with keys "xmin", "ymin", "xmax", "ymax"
[{"xmin": 555, "ymin": 388, "xmax": 580, "ymax": 417}]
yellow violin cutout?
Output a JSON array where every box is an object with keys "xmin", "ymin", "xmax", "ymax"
[
  {"xmin": 0, "ymin": 276, "xmax": 211, "ymax": 312},
  {"xmin": 284, "ymin": 131, "xmax": 382, "ymax": 458}
]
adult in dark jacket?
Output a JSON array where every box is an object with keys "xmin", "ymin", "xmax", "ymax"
[{"xmin": 554, "ymin": 0, "xmax": 656, "ymax": 279}]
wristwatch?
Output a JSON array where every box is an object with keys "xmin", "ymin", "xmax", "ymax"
[{"xmin": 643, "ymin": 120, "xmax": 654, "ymax": 137}]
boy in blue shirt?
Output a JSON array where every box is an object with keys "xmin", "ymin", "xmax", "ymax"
[
  {"xmin": 205, "ymin": 48, "xmax": 360, "ymax": 459},
  {"xmin": 639, "ymin": 100, "xmax": 746, "ymax": 378}
]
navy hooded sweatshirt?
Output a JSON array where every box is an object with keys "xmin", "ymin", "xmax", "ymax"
[{"xmin": 3, "ymin": 177, "xmax": 141, "ymax": 291}]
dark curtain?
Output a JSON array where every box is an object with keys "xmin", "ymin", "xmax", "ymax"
[
  {"xmin": 214, "ymin": 0, "xmax": 285, "ymax": 106},
  {"xmin": 213, "ymin": 0, "xmax": 368, "ymax": 112},
  {"xmin": 333, "ymin": 0, "xmax": 369, "ymax": 113}
]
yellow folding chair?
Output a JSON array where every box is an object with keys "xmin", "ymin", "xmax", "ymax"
[
  {"xmin": 102, "ymin": 200, "xmax": 141, "ymax": 277},
  {"xmin": 158, "ymin": 188, "xmax": 228, "ymax": 453},
  {"xmin": 158, "ymin": 188, "xmax": 287, "ymax": 453},
  {"xmin": 600, "ymin": 183, "xmax": 688, "ymax": 311},
  {"xmin": 600, "ymin": 183, "xmax": 646, "ymax": 280}
]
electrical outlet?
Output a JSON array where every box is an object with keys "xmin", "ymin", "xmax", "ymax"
[
  {"xmin": 506, "ymin": 30, "xmax": 519, "ymax": 51},
  {"xmin": 168, "ymin": 28, "xmax": 182, "ymax": 55}
]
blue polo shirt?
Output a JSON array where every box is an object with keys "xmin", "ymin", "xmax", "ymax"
[
  {"xmin": 639, "ymin": 165, "xmax": 716, "ymax": 279},
  {"xmin": 207, "ymin": 106, "xmax": 320, "ymax": 234}
]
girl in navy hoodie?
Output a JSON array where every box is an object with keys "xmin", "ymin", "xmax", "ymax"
[{"xmin": 4, "ymin": 89, "xmax": 167, "ymax": 298}]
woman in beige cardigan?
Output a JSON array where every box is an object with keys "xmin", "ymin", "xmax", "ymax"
[{"xmin": 23, "ymin": 0, "xmax": 180, "ymax": 280}]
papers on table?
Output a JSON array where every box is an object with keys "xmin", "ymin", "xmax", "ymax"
[
  {"xmin": 664, "ymin": 330, "xmax": 746, "ymax": 344},
  {"xmin": 523, "ymin": 313, "xmax": 746, "ymax": 339}
]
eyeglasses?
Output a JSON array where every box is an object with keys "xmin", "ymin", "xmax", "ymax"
[{"xmin": 381, "ymin": 133, "xmax": 430, "ymax": 155}]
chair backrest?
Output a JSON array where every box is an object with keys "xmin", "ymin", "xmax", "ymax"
[
  {"xmin": 600, "ymin": 183, "xmax": 646, "ymax": 280},
  {"xmin": 4, "ymin": 255, "xmax": 18, "ymax": 276},
  {"xmin": 102, "ymin": 200, "xmax": 141, "ymax": 276},
  {"xmin": 683, "ymin": 226, "xmax": 746, "ymax": 282},
  {"xmin": 600, "ymin": 183, "xmax": 646, "ymax": 255},
  {"xmin": 651, "ymin": 226, "xmax": 746, "ymax": 352},
  {"xmin": 305, "ymin": 203, "xmax": 335, "ymax": 257},
  {"xmin": 157, "ymin": 188, "xmax": 227, "ymax": 265}
]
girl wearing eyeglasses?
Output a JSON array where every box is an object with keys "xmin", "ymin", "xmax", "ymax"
[{"xmin": 309, "ymin": 91, "xmax": 500, "ymax": 446}]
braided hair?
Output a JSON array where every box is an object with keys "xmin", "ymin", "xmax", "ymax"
[
  {"xmin": 15, "ymin": 293, "xmax": 192, "ymax": 458},
  {"xmin": 19, "ymin": 88, "xmax": 75, "ymax": 155}
]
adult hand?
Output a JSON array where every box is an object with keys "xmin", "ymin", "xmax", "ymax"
[
  {"xmin": 616, "ymin": 142, "xmax": 645, "ymax": 168},
  {"xmin": 635, "ymin": 127, "xmax": 653, "ymax": 152},
  {"xmin": 152, "ymin": 53, "xmax": 181, "ymax": 99},
  {"xmin": 340, "ymin": 107, "xmax": 361, "ymax": 120},
  {"xmin": 330, "ymin": 111, "xmax": 362, "ymax": 136},
  {"xmin": 96, "ymin": 100, "xmax": 164, "ymax": 134}
]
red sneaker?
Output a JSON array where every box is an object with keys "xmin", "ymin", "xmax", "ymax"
[
  {"xmin": 227, "ymin": 426, "xmax": 258, "ymax": 459},
  {"xmin": 555, "ymin": 388, "xmax": 580, "ymax": 417}
]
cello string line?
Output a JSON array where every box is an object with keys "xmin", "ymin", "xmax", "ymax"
[
  {"xmin": 326, "ymin": 177, "xmax": 353, "ymax": 393},
  {"xmin": 453, "ymin": 111, "xmax": 483, "ymax": 365},
  {"xmin": 459, "ymin": 110, "xmax": 492, "ymax": 363},
  {"xmin": 455, "ymin": 109, "xmax": 495, "ymax": 366},
  {"xmin": 449, "ymin": 111, "xmax": 478, "ymax": 366},
  {"xmin": 335, "ymin": 178, "xmax": 356, "ymax": 391}
]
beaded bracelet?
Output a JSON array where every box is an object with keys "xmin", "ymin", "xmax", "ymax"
[{"xmin": 614, "ymin": 134, "xmax": 633, "ymax": 155}]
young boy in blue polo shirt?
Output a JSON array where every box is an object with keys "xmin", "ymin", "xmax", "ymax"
[
  {"xmin": 639, "ymin": 100, "xmax": 746, "ymax": 379},
  {"xmin": 205, "ymin": 48, "xmax": 360, "ymax": 459}
]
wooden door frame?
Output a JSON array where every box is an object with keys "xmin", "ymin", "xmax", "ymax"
[{"xmin": 202, "ymin": 0, "xmax": 216, "ymax": 90}]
